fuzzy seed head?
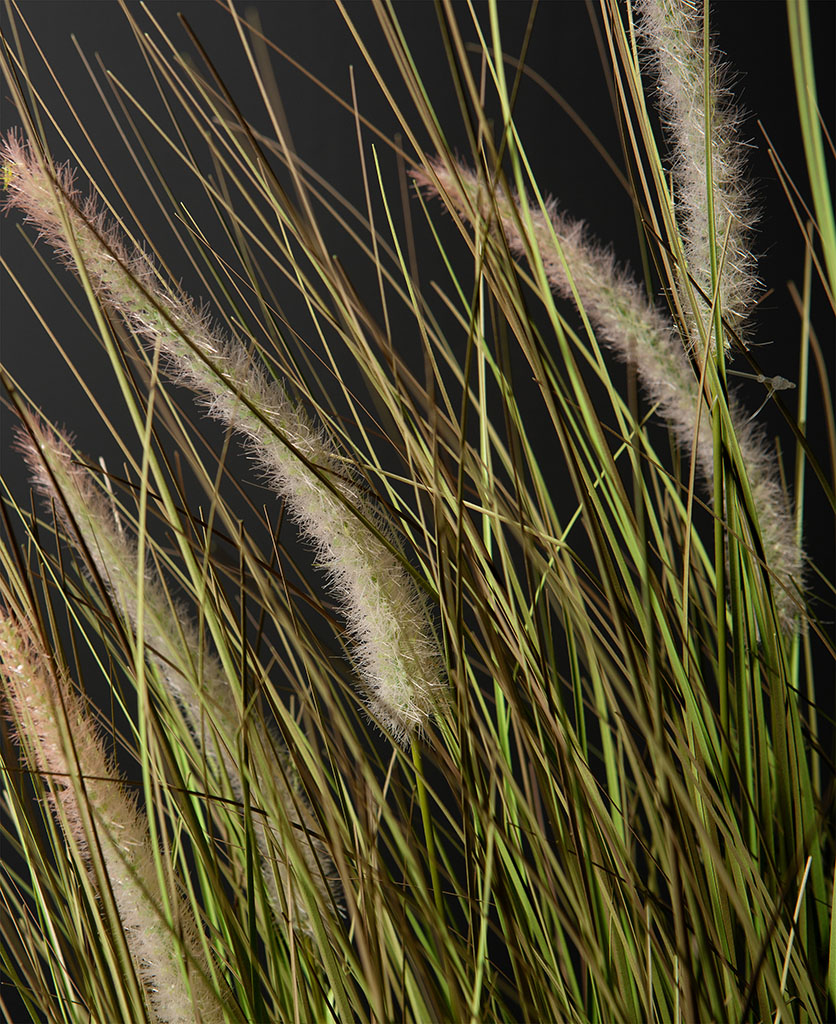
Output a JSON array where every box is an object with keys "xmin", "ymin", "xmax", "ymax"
[
  {"xmin": 416, "ymin": 157, "xmax": 802, "ymax": 632},
  {"xmin": 2, "ymin": 130, "xmax": 445, "ymax": 745}
]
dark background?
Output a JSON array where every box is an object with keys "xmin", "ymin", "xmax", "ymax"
[
  {"xmin": 2, "ymin": 1, "xmax": 833, "ymax": 492},
  {"xmin": 1, "ymin": 1, "xmax": 833, "ymax": 518},
  {"xmin": 0, "ymin": 3, "xmax": 833, "ymax": 1020}
]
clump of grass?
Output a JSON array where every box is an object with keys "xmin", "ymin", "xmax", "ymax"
[{"xmin": 0, "ymin": 2, "xmax": 832, "ymax": 1022}]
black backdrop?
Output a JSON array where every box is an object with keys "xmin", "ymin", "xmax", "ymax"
[{"xmin": 2, "ymin": 2, "xmax": 833, "ymax": 526}]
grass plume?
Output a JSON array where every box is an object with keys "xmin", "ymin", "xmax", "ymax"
[
  {"xmin": 636, "ymin": 0, "xmax": 760, "ymax": 352},
  {"xmin": 414, "ymin": 158, "xmax": 803, "ymax": 632},
  {"xmin": 14, "ymin": 415, "xmax": 339, "ymax": 932},
  {"xmin": 1, "ymin": 130, "xmax": 444, "ymax": 746}
]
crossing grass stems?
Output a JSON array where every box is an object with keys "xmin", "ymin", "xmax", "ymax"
[{"xmin": 0, "ymin": 2, "xmax": 833, "ymax": 1022}]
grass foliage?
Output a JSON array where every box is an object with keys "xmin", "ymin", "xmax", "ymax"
[{"xmin": 0, "ymin": 2, "xmax": 833, "ymax": 1021}]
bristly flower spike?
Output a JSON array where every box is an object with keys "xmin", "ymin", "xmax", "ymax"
[
  {"xmin": 636, "ymin": 0, "xmax": 760, "ymax": 354},
  {"xmin": 415, "ymin": 159, "xmax": 803, "ymax": 633},
  {"xmin": 15, "ymin": 416, "xmax": 340, "ymax": 932},
  {"xmin": 1, "ymin": 130, "xmax": 445, "ymax": 747}
]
